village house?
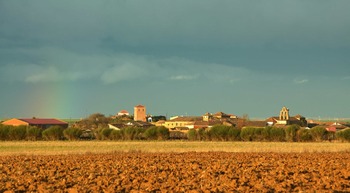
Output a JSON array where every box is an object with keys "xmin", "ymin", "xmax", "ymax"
[
  {"xmin": 108, "ymin": 120, "xmax": 153, "ymax": 130},
  {"xmin": 117, "ymin": 110, "xmax": 129, "ymax": 116},
  {"xmin": 162, "ymin": 116, "xmax": 201, "ymax": 130},
  {"xmin": 1, "ymin": 118, "xmax": 68, "ymax": 129},
  {"xmin": 325, "ymin": 122, "xmax": 347, "ymax": 132}
]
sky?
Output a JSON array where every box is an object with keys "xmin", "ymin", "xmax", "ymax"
[{"xmin": 0, "ymin": 0, "xmax": 349, "ymax": 120}]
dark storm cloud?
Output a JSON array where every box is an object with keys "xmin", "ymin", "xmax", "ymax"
[
  {"xmin": 2, "ymin": 1, "xmax": 350, "ymax": 52},
  {"xmin": 1, "ymin": 0, "xmax": 349, "ymax": 78},
  {"xmin": 0, "ymin": 0, "xmax": 349, "ymax": 80},
  {"xmin": 1, "ymin": 0, "xmax": 350, "ymax": 118}
]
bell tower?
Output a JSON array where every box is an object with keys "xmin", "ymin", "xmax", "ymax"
[
  {"xmin": 134, "ymin": 105, "xmax": 146, "ymax": 122},
  {"xmin": 279, "ymin": 106, "xmax": 290, "ymax": 120}
]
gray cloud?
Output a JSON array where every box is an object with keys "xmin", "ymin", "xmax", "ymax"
[
  {"xmin": 0, "ymin": 47, "xmax": 253, "ymax": 85},
  {"xmin": 25, "ymin": 66, "xmax": 84, "ymax": 83},
  {"xmin": 294, "ymin": 78, "xmax": 309, "ymax": 84},
  {"xmin": 170, "ymin": 75, "xmax": 199, "ymax": 81},
  {"xmin": 1, "ymin": 1, "xmax": 349, "ymax": 48},
  {"xmin": 1, "ymin": 0, "xmax": 350, "ymax": 118},
  {"xmin": 1, "ymin": 0, "xmax": 349, "ymax": 76}
]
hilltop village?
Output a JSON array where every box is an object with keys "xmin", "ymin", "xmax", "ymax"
[{"xmin": 1, "ymin": 104, "xmax": 350, "ymax": 141}]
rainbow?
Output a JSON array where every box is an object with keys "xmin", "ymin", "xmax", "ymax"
[{"xmin": 24, "ymin": 83, "xmax": 76, "ymax": 119}]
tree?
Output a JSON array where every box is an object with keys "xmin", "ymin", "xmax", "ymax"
[
  {"xmin": 94, "ymin": 127, "xmax": 112, "ymax": 140},
  {"xmin": 309, "ymin": 126, "xmax": 327, "ymax": 142},
  {"xmin": 265, "ymin": 127, "xmax": 285, "ymax": 142},
  {"xmin": 109, "ymin": 130, "xmax": 123, "ymax": 140},
  {"xmin": 227, "ymin": 127, "xmax": 241, "ymax": 141},
  {"xmin": 296, "ymin": 128, "xmax": 312, "ymax": 142},
  {"xmin": 240, "ymin": 127, "xmax": 255, "ymax": 141},
  {"xmin": 74, "ymin": 113, "xmax": 111, "ymax": 130},
  {"xmin": 285, "ymin": 125, "xmax": 300, "ymax": 142},
  {"xmin": 8, "ymin": 125, "xmax": 27, "ymax": 140},
  {"xmin": 208, "ymin": 125, "xmax": 239, "ymax": 141},
  {"xmin": 144, "ymin": 126, "xmax": 170, "ymax": 140},
  {"xmin": 0, "ymin": 125, "xmax": 10, "ymax": 140},
  {"xmin": 42, "ymin": 126, "xmax": 64, "ymax": 140},
  {"xmin": 26, "ymin": 126, "xmax": 42, "ymax": 141},
  {"xmin": 187, "ymin": 129, "xmax": 198, "ymax": 141},
  {"xmin": 336, "ymin": 128, "xmax": 350, "ymax": 142},
  {"xmin": 122, "ymin": 127, "xmax": 144, "ymax": 140},
  {"xmin": 201, "ymin": 128, "xmax": 209, "ymax": 141},
  {"xmin": 63, "ymin": 127, "xmax": 83, "ymax": 141}
]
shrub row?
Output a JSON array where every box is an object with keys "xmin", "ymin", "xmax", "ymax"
[
  {"xmin": 0, "ymin": 125, "xmax": 79, "ymax": 141},
  {"xmin": 187, "ymin": 125, "xmax": 348, "ymax": 142},
  {"xmin": 239, "ymin": 126, "xmax": 286, "ymax": 142},
  {"xmin": 1, "ymin": 124, "xmax": 350, "ymax": 142},
  {"xmin": 188, "ymin": 125, "xmax": 240, "ymax": 141},
  {"xmin": 241, "ymin": 125, "xmax": 336, "ymax": 142},
  {"xmin": 0, "ymin": 125, "xmax": 171, "ymax": 141},
  {"xmin": 94, "ymin": 126, "xmax": 170, "ymax": 141},
  {"xmin": 0, "ymin": 125, "xmax": 43, "ymax": 141}
]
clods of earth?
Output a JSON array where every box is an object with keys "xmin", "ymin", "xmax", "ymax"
[{"xmin": 1, "ymin": 152, "xmax": 349, "ymax": 192}]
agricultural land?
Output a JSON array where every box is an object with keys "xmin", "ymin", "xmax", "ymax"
[{"xmin": 1, "ymin": 141, "xmax": 350, "ymax": 192}]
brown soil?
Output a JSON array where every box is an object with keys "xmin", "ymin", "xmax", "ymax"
[{"xmin": 1, "ymin": 152, "xmax": 349, "ymax": 192}]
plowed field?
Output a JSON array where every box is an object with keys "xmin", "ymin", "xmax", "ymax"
[{"xmin": 1, "ymin": 152, "xmax": 350, "ymax": 192}]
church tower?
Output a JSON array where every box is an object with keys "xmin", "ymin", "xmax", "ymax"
[
  {"xmin": 279, "ymin": 106, "xmax": 290, "ymax": 120},
  {"xmin": 134, "ymin": 105, "xmax": 146, "ymax": 122}
]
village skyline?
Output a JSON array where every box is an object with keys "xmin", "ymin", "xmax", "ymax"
[{"xmin": 1, "ymin": 104, "xmax": 350, "ymax": 122}]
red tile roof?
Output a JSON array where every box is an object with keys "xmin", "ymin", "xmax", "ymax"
[
  {"xmin": 326, "ymin": 126, "xmax": 337, "ymax": 132},
  {"xmin": 266, "ymin": 117, "xmax": 279, "ymax": 122},
  {"xmin": 20, "ymin": 118, "xmax": 68, "ymax": 125},
  {"xmin": 213, "ymin": 112, "xmax": 230, "ymax": 117},
  {"xmin": 294, "ymin": 114, "xmax": 305, "ymax": 118},
  {"xmin": 244, "ymin": 121, "xmax": 267, "ymax": 127},
  {"xmin": 170, "ymin": 116, "xmax": 202, "ymax": 122}
]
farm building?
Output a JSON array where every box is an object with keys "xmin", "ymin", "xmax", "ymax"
[{"xmin": 1, "ymin": 118, "xmax": 68, "ymax": 129}]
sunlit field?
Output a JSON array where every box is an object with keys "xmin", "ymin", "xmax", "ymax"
[
  {"xmin": 1, "ymin": 141, "xmax": 350, "ymax": 191},
  {"xmin": 0, "ymin": 141, "xmax": 349, "ymax": 155}
]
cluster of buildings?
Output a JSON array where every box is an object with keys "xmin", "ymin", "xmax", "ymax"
[
  {"xmin": 152, "ymin": 106, "xmax": 308, "ymax": 132},
  {"xmin": 1, "ymin": 104, "xmax": 349, "ymax": 133},
  {"xmin": 113, "ymin": 105, "xmax": 348, "ymax": 133}
]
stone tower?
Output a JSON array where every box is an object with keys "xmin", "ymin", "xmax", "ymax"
[
  {"xmin": 279, "ymin": 106, "xmax": 290, "ymax": 120},
  {"xmin": 134, "ymin": 105, "xmax": 146, "ymax": 122}
]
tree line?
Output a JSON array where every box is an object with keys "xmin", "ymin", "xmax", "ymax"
[
  {"xmin": 189, "ymin": 125, "xmax": 350, "ymax": 142},
  {"xmin": 0, "ymin": 125, "xmax": 170, "ymax": 141},
  {"xmin": 0, "ymin": 124, "xmax": 350, "ymax": 142}
]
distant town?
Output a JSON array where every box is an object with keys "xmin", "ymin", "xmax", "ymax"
[{"xmin": 1, "ymin": 104, "xmax": 350, "ymax": 139}]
